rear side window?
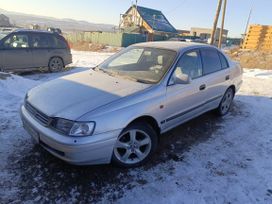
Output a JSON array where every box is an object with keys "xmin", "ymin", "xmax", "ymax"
[
  {"xmin": 54, "ymin": 36, "xmax": 67, "ymax": 49},
  {"xmin": 31, "ymin": 33, "xmax": 67, "ymax": 49},
  {"xmin": 218, "ymin": 52, "xmax": 229, "ymax": 69},
  {"xmin": 201, "ymin": 48, "xmax": 222, "ymax": 75},
  {"xmin": 31, "ymin": 34, "xmax": 52, "ymax": 48}
]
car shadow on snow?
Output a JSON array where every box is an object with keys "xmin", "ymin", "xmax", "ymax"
[{"xmin": 8, "ymin": 100, "xmax": 248, "ymax": 203}]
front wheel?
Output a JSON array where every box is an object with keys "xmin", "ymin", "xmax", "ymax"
[
  {"xmin": 216, "ymin": 88, "xmax": 234, "ymax": 116},
  {"xmin": 112, "ymin": 122, "xmax": 158, "ymax": 168},
  {"xmin": 48, "ymin": 57, "xmax": 64, "ymax": 72}
]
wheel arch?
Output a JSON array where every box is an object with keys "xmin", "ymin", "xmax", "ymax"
[
  {"xmin": 48, "ymin": 56, "xmax": 64, "ymax": 67},
  {"xmin": 228, "ymin": 84, "xmax": 236, "ymax": 94},
  {"xmin": 126, "ymin": 115, "xmax": 161, "ymax": 136}
]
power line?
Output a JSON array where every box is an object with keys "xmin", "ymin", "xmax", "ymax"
[
  {"xmin": 166, "ymin": 0, "xmax": 187, "ymax": 15},
  {"xmin": 244, "ymin": 0, "xmax": 254, "ymax": 35}
]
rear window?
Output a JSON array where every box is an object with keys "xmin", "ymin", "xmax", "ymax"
[{"xmin": 201, "ymin": 48, "xmax": 222, "ymax": 75}]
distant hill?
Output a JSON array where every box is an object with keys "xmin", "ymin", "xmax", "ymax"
[{"xmin": 0, "ymin": 8, "xmax": 116, "ymax": 32}]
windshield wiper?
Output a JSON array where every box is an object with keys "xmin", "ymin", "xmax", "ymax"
[
  {"xmin": 135, "ymin": 79, "xmax": 154, "ymax": 84},
  {"xmin": 93, "ymin": 67, "xmax": 153, "ymax": 84},
  {"xmin": 93, "ymin": 67, "xmax": 117, "ymax": 77}
]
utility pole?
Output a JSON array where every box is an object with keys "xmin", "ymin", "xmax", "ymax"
[
  {"xmin": 244, "ymin": 7, "xmax": 252, "ymax": 38},
  {"xmin": 218, "ymin": 0, "xmax": 227, "ymax": 48},
  {"xmin": 210, "ymin": 0, "xmax": 223, "ymax": 45}
]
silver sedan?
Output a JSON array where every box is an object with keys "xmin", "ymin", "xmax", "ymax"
[{"xmin": 21, "ymin": 42, "xmax": 243, "ymax": 167}]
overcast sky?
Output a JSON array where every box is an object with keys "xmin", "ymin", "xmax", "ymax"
[{"xmin": 0, "ymin": 0, "xmax": 271, "ymax": 37}]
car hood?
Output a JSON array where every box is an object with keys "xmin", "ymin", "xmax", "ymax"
[{"xmin": 27, "ymin": 70, "xmax": 150, "ymax": 120}]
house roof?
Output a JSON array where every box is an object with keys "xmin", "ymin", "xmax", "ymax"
[{"xmin": 133, "ymin": 5, "xmax": 177, "ymax": 34}]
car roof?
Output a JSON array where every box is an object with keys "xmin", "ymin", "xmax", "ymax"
[
  {"xmin": 132, "ymin": 41, "xmax": 217, "ymax": 52},
  {"xmin": 13, "ymin": 29, "xmax": 57, "ymax": 35}
]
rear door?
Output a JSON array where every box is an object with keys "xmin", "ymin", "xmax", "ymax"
[
  {"xmin": 1, "ymin": 32, "xmax": 33, "ymax": 70},
  {"xmin": 30, "ymin": 33, "xmax": 54, "ymax": 67},
  {"xmin": 50, "ymin": 35, "xmax": 71, "ymax": 65},
  {"xmin": 199, "ymin": 48, "xmax": 231, "ymax": 110}
]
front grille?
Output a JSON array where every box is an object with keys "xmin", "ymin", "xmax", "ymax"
[{"xmin": 25, "ymin": 101, "xmax": 51, "ymax": 126}]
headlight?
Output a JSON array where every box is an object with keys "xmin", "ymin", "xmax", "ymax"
[
  {"xmin": 70, "ymin": 122, "xmax": 95, "ymax": 136},
  {"xmin": 52, "ymin": 118, "xmax": 95, "ymax": 136}
]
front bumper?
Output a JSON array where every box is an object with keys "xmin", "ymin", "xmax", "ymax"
[{"xmin": 20, "ymin": 105, "xmax": 121, "ymax": 165}]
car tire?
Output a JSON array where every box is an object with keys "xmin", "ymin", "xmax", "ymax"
[
  {"xmin": 48, "ymin": 57, "xmax": 64, "ymax": 72},
  {"xmin": 216, "ymin": 87, "xmax": 234, "ymax": 116},
  {"xmin": 112, "ymin": 122, "xmax": 158, "ymax": 168}
]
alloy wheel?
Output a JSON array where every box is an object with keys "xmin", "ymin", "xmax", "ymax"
[
  {"xmin": 49, "ymin": 57, "xmax": 63, "ymax": 72},
  {"xmin": 114, "ymin": 129, "xmax": 152, "ymax": 165},
  {"xmin": 220, "ymin": 88, "xmax": 234, "ymax": 115}
]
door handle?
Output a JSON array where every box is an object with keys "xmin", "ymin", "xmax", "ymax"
[
  {"xmin": 225, "ymin": 75, "xmax": 230, "ymax": 80},
  {"xmin": 199, "ymin": 84, "xmax": 206, "ymax": 91}
]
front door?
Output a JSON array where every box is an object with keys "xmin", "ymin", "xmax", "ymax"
[
  {"xmin": 1, "ymin": 33, "xmax": 33, "ymax": 70},
  {"xmin": 162, "ymin": 49, "xmax": 207, "ymax": 132}
]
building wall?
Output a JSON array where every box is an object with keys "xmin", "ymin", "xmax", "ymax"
[
  {"xmin": 190, "ymin": 27, "xmax": 228, "ymax": 43},
  {"xmin": 242, "ymin": 24, "xmax": 272, "ymax": 51},
  {"xmin": 120, "ymin": 7, "xmax": 143, "ymax": 29}
]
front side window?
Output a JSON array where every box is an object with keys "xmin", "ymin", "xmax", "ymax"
[
  {"xmin": 174, "ymin": 50, "xmax": 202, "ymax": 79},
  {"xmin": 99, "ymin": 47, "xmax": 176, "ymax": 84},
  {"xmin": 3, "ymin": 33, "xmax": 29, "ymax": 48},
  {"xmin": 0, "ymin": 33, "xmax": 7, "ymax": 41},
  {"xmin": 201, "ymin": 48, "xmax": 222, "ymax": 75}
]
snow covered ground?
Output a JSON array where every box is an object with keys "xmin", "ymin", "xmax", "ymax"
[{"xmin": 0, "ymin": 51, "xmax": 272, "ymax": 203}]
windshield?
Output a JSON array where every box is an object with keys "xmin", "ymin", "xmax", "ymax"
[
  {"xmin": 98, "ymin": 46, "xmax": 176, "ymax": 84},
  {"xmin": 0, "ymin": 33, "xmax": 7, "ymax": 40}
]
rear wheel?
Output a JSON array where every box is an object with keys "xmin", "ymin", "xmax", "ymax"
[
  {"xmin": 48, "ymin": 57, "xmax": 64, "ymax": 72},
  {"xmin": 112, "ymin": 122, "xmax": 158, "ymax": 168},
  {"xmin": 216, "ymin": 88, "xmax": 234, "ymax": 116}
]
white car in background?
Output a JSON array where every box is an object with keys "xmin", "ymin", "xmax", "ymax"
[{"xmin": 21, "ymin": 42, "xmax": 243, "ymax": 167}]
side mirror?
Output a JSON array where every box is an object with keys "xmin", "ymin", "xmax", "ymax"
[{"xmin": 173, "ymin": 73, "xmax": 191, "ymax": 85}]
